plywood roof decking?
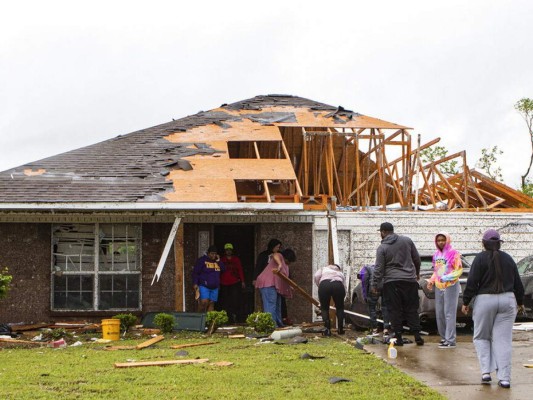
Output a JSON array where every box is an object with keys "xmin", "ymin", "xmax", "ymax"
[
  {"xmin": 167, "ymin": 159, "xmax": 297, "ymax": 181},
  {"xmin": 166, "ymin": 179, "xmax": 237, "ymax": 202}
]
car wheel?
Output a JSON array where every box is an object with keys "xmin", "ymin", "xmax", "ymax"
[{"xmin": 347, "ymin": 295, "xmax": 371, "ymax": 330}]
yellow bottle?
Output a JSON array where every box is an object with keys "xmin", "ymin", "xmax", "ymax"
[{"xmin": 387, "ymin": 338, "xmax": 397, "ymax": 359}]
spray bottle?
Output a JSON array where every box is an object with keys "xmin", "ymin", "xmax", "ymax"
[{"xmin": 387, "ymin": 338, "xmax": 397, "ymax": 359}]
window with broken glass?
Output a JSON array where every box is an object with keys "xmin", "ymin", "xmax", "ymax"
[{"xmin": 52, "ymin": 223, "xmax": 141, "ymax": 311}]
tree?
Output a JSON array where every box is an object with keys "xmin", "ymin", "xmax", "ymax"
[
  {"xmin": 419, "ymin": 145, "xmax": 458, "ymax": 176},
  {"xmin": 476, "ymin": 146, "xmax": 504, "ymax": 182},
  {"xmin": 515, "ymin": 98, "xmax": 533, "ymax": 188}
]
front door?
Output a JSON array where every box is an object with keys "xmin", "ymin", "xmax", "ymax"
[{"xmin": 213, "ymin": 224, "xmax": 255, "ymax": 322}]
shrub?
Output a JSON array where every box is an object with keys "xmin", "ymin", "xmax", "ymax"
[
  {"xmin": 112, "ymin": 313, "xmax": 138, "ymax": 333},
  {"xmin": 206, "ymin": 310, "xmax": 228, "ymax": 329},
  {"xmin": 246, "ymin": 312, "xmax": 275, "ymax": 334},
  {"xmin": 153, "ymin": 313, "xmax": 175, "ymax": 333},
  {"xmin": 41, "ymin": 328, "xmax": 73, "ymax": 342},
  {"xmin": 0, "ymin": 268, "xmax": 13, "ymax": 300}
]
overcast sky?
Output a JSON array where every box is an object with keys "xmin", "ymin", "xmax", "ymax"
[{"xmin": 1, "ymin": 0, "xmax": 532, "ymax": 188}]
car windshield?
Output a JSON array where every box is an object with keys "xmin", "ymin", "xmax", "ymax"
[
  {"xmin": 419, "ymin": 255, "xmax": 471, "ymax": 273},
  {"xmin": 420, "ymin": 259, "xmax": 433, "ymax": 272},
  {"xmin": 517, "ymin": 256, "xmax": 533, "ymax": 274}
]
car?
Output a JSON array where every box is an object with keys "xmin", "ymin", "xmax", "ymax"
[
  {"xmin": 348, "ymin": 252, "xmax": 533, "ymax": 330},
  {"xmin": 516, "ymin": 255, "xmax": 533, "ymax": 319},
  {"xmin": 347, "ymin": 254, "xmax": 473, "ymax": 329}
]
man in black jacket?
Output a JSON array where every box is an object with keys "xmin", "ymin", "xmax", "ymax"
[{"xmin": 370, "ymin": 222, "xmax": 424, "ymax": 346}]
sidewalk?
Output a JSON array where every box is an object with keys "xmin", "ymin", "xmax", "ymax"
[{"xmin": 363, "ymin": 330, "xmax": 533, "ymax": 400}]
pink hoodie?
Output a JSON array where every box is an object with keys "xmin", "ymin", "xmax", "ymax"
[{"xmin": 429, "ymin": 231, "xmax": 463, "ymax": 290}]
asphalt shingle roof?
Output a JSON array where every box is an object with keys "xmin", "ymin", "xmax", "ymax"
[{"xmin": 0, "ymin": 95, "xmax": 365, "ymax": 203}]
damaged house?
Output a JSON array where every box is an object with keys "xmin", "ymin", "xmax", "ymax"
[{"xmin": 1, "ymin": 94, "xmax": 532, "ymax": 325}]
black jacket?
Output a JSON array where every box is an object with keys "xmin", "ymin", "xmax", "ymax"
[{"xmin": 463, "ymin": 250, "xmax": 524, "ymax": 306}]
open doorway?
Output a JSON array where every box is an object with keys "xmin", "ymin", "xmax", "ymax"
[{"xmin": 213, "ymin": 224, "xmax": 256, "ymax": 322}]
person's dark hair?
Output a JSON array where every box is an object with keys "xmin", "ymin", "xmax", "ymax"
[
  {"xmin": 207, "ymin": 245, "xmax": 218, "ymax": 253},
  {"xmin": 482, "ymin": 239, "xmax": 503, "ymax": 293},
  {"xmin": 267, "ymin": 239, "xmax": 282, "ymax": 253},
  {"xmin": 281, "ymin": 248, "xmax": 296, "ymax": 263}
]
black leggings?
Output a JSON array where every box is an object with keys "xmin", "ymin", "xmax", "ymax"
[{"xmin": 318, "ymin": 280, "xmax": 346, "ymax": 329}]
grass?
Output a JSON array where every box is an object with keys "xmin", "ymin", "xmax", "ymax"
[{"xmin": 0, "ymin": 331, "xmax": 444, "ymax": 400}]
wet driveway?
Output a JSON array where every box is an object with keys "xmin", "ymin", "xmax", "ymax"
[{"xmin": 363, "ymin": 329, "xmax": 533, "ymax": 400}]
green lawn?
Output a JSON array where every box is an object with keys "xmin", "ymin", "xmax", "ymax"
[{"xmin": 0, "ymin": 332, "xmax": 444, "ymax": 399}]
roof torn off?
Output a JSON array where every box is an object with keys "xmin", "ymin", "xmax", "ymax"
[{"xmin": 0, "ymin": 94, "xmax": 530, "ymax": 211}]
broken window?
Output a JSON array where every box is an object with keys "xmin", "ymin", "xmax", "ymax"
[{"xmin": 52, "ymin": 223, "xmax": 141, "ymax": 311}]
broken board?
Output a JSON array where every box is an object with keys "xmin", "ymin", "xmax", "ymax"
[{"xmin": 114, "ymin": 358, "xmax": 209, "ymax": 368}]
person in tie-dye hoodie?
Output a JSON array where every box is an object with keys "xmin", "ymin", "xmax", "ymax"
[{"xmin": 427, "ymin": 232, "xmax": 463, "ymax": 348}]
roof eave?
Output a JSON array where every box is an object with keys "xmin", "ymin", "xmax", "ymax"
[{"xmin": 0, "ymin": 202, "xmax": 304, "ymax": 212}]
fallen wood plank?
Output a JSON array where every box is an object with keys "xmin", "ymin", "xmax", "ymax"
[
  {"xmin": 228, "ymin": 334, "xmax": 245, "ymax": 339},
  {"xmin": 170, "ymin": 341, "xmax": 217, "ymax": 349},
  {"xmin": 114, "ymin": 358, "xmax": 209, "ymax": 368},
  {"xmin": 104, "ymin": 345, "xmax": 137, "ymax": 351},
  {"xmin": 0, "ymin": 338, "xmax": 45, "ymax": 346},
  {"xmin": 10, "ymin": 323, "xmax": 51, "ymax": 332},
  {"xmin": 136, "ymin": 335, "xmax": 165, "ymax": 350}
]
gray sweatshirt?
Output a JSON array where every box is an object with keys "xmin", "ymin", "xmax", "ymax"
[{"xmin": 371, "ymin": 233, "xmax": 421, "ymax": 289}]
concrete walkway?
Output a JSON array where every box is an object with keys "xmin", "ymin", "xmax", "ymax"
[{"xmin": 363, "ymin": 330, "xmax": 533, "ymax": 400}]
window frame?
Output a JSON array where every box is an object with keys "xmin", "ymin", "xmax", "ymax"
[{"xmin": 51, "ymin": 223, "xmax": 142, "ymax": 312}]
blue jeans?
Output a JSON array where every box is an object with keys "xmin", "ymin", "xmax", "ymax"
[{"xmin": 260, "ymin": 286, "xmax": 283, "ymax": 327}]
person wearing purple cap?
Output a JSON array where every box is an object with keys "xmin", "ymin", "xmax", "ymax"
[{"xmin": 462, "ymin": 229, "xmax": 525, "ymax": 389}]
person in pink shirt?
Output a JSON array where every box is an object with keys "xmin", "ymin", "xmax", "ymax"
[
  {"xmin": 255, "ymin": 248, "xmax": 296, "ymax": 327},
  {"xmin": 314, "ymin": 264, "xmax": 346, "ymax": 336}
]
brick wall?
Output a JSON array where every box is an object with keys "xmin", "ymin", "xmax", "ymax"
[
  {"xmin": 141, "ymin": 223, "xmax": 175, "ymax": 313},
  {"xmin": 0, "ymin": 223, "xmax": 51, "ymax": 324}
]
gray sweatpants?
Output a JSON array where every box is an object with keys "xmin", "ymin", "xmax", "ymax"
[
  {"xmin": 472, "ymin": 292, "xmax": 517, "ymax": 381},
  {"xmin": 435, "ymin": 281, "xmax": 460, "ymax": 345}
]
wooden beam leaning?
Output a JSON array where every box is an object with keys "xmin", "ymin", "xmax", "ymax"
[{"xmin": 272, "ymin": 270, "xmax": 319, "ymax": 307}]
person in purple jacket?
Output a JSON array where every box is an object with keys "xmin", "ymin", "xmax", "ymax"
[{"xmin": 193, "ymin": 245, "xmax": 226, "ymax": 313}]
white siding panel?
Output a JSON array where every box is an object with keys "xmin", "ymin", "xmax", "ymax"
[{"xmin": 314, "ymin": 211, "xmax": 533, "ymax": 298}]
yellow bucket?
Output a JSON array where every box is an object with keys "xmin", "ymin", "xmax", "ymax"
[{"xmin": 101, "ymin": 319, "xmax": 121, "ymax": 341}]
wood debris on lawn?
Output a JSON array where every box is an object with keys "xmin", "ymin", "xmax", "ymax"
[
  {"xmin": 210, "ymin": 361, "xmax": 233, "ymax": 367},
  {"xmin": 0, "ymin": 338, "xmax": 46, "ymax": 346},
  {"xmin": 170, "ymin": 341, "xmax": 217, "ymax": 349},
  {"xmin": 114, "ymin": 358, "xmax": 209, "ymax": 368},
  {"xmin": 104, "ymin": 345, "xmax": 137, "ymax": 351},
  {"xmin": 135, "ymin": 335, "xmax": 165, "ymax": 350}
]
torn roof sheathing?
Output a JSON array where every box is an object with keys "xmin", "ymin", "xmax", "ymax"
[{"xmin": 0, "ymin": 94, "xmax": 530, "ymax": 211}]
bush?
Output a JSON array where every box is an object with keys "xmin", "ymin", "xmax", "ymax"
[
  {"xmin": 246, "ymin": 312, "xmax": 275, "ymax": 334},
  {"xmin": 153, "ymin": 313, "xmax": 175, "ymax": 334},
  {"xmin": 112, "ymin": 313, "xmax": 137, "ymax": 333},
  {"xmin": 0, "ymin": 268, "xmax": 13, "ymax": 300},
  {"xmin": 41, "ymin": 328, "xmax": 73, "ymax": 342},
  {"xmin": 206, "ymin": 310, "xmax": 228, "ymax": 329}
]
